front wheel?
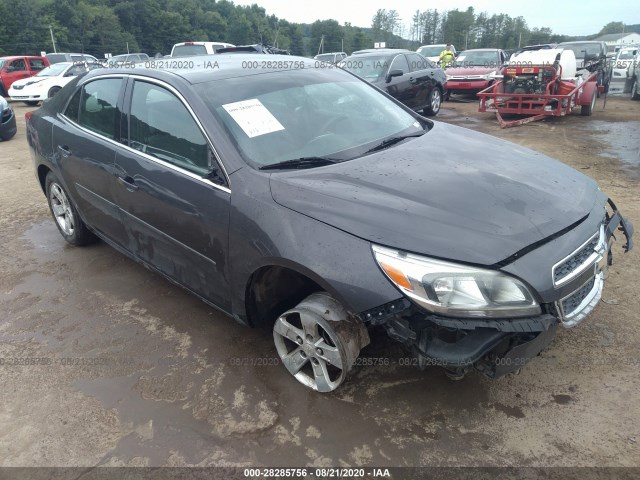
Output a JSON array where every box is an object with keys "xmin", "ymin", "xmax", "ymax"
[
  {"xmin": 273, "ymin": 292, "xmax": 368, "ymax": 392},
  {"xmin": 45, "ymin": 172, "xmax": 97, "ymax": 246},
  {"xmin": 423, "ymin": 88, "xmax": 442, "ymax": 116},
  {"xmin": 632, "ymin": 78, "xmax": 640, "ymax": 101}
]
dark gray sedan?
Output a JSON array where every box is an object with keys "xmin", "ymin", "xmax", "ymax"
[{"xmin": 27, "ymin": 55, "xmax": 633, "ymax": 392}]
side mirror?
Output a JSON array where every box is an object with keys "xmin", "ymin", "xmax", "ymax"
[{"xmin": 386, "ymin": 69, "xmax": 403, "ymax": 82}]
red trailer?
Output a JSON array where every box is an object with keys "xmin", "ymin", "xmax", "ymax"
[{"xmin": 477, "ymin": 48, "xmax": 603, "ymax": 128}]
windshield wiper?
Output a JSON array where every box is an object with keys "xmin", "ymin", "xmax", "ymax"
[
  {"xmin": 259, "ymin": 157, "xmax": 339, "ymax": 170},
  {"xmin": 364, "ymin": 133, "xmax": 425, "ymax": 154}
]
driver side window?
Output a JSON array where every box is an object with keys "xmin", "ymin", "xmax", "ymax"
[{"xmin": 389, "ymin": 55, "xmax": 410, "ymax": 74}]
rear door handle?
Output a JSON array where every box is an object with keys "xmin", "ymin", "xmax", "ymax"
[
  {"xmin": 57, "ymin": 145, "xmax": 71, "ymax": 157},
  {"xmin": 117, "ymin": 175, "xmax": 139, "ymax": 191}
]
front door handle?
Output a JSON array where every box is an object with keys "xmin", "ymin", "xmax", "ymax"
[
  {"xmin": 57, "ymin": 145, "xmax": 71, "ymax": 157},
  {"xmin": 117, "ymin": 175, "xmax": 139, "ymax": 192}
]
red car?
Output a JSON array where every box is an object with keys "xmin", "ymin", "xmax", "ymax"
[
  {"xmin": 445, "ymin": 48, "xmax": 506, "ymax": 97},
  {"xmin": 0, "ymin": 56, "xmax": 49, "ymax": 96}
]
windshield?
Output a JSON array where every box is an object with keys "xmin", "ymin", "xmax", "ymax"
[
  {"xmin": 36, "ymin": 63, "xmax": 70, "ymax": 77},
  {"xmin": 561, "ymin": 43, "xmax": 601, "ymax": 59},
  {"xmin": 315, "ymin": 54, "xmax": 335, "ymax": 62},
  {"xmin": 172, "ymin": 45, "xmax": 207, "ymax": 57},
  {"xmin": 193, "ymin": 68, "xmax": 425, "ymax": 169},
  {"xmin": 340, "ymin": 56, "xmax": 391, "ymax": 81},
  {"xmin": 617, "ymin": 51, "xmax": 635, "ymax": 60},
  {"xmin": 417, "ymin": 46, "xmax": 445, "ymax": 57},
  {"xmin": 452, "ymin": 51, "xmax": 500, "ymax": 67}
]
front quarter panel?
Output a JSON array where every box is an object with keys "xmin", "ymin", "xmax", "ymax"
[{"xmin": 227, "ymin": 168, "xmax": 402, "ymax": 322}]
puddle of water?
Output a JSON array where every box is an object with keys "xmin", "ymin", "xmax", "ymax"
[{"xmin": 587, "ymin": 120, "xmax": 640, "ymax": 169}]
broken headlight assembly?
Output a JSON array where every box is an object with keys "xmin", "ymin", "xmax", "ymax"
[{"xmin": 372, "ymin": 245, "xmax": 541, "ymax": 318}]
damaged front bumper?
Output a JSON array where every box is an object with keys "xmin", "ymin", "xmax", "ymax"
[{"xmin": 362, "ymin": 201, "xmax": 633, "ymax": 379}]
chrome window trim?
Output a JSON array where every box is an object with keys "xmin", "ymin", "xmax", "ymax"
[
  {"xmin": 63, "ymin": 73, "xmax": 231, "ymax": 194},
  {"xmin": 60, "ymin": 113, "xmax": 231, "ymax": 194},
  {"xmin": 552, "ymin": 226, "xmax": 604, "ymax": 288}
]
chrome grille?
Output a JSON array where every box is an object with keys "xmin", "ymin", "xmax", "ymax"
[
  {"xmin": 561, "ymin": 276, "xmax": 596, "ymax": 314},
  {"xmin": 552, "ymin": 228, "xmax": 603, "ymax": 287}
]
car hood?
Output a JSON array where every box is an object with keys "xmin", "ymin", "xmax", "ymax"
[
  {"xmin": 447, "ymin": 66, "xmax": 496, "ymax": 76},
  {"xmin": 10, "ymin": 76, "xmax": 52, "ymax": 88},
  {"xmin": 269, "ymin": 122, "xmax": 599, "ymax": 266}
]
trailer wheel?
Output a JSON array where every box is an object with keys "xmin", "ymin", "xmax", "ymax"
[
  {"xmin": 632, "ymin": 79, "xmax": 640, "ymax": 101},
  {"xmin": 581, "ymin": 89, "xmax": 596, "ymax": 116}
]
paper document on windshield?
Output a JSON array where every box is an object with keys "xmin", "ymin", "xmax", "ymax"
[{"xmin": 222, "ymin": 99, "xmax": 285, "ymax": 138}]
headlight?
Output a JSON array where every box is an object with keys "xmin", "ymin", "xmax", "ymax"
[{"xmin": 372, "ymin": 245, "xmax": 541, "ymax": 318}]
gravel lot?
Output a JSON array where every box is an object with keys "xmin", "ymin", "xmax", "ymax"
[{"xmin": 0, "ymin": 96, "xmax": 639, "ymax": 468}]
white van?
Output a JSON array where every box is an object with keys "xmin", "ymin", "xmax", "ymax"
[{"xmin": 170, "ymin": 42, "xmax": 235, "ymax": 57}]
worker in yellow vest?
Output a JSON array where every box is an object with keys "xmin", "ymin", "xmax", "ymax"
[{"xmin": 439, "ymin": 44, "xmax": 455, "ymax": 69}]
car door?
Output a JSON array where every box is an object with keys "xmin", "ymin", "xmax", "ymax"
[
  {"xmin": 51, "ymin": 76, "xmax": 129, "ymax": 247},
  {"xmin": 5, "ymin": 58, "xmax": 30, "ymax": 88},
  {"xmin": 113, "ymin": 78, "xmax": 231, "ymax": 310},
  {"xmin": 406, "ymin": 53, "xmax": 435, "ymax": 109},
  {"xmin": 385, "ymin": 54, "xmax": 415, "ymax": 109},
  {"xmin": 52, "ymin": 77, "xmax": 128, "ymax": 246}
]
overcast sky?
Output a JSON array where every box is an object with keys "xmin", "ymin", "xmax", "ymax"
[{"xmin": 235, "ymin": 0, "xmax": 638, "ymax": 37}]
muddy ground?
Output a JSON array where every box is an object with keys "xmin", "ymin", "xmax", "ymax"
[{"xmin": 0, "ymin": 96, "xmax": 638, "ymax": 468}]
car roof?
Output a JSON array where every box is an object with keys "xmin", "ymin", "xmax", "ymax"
[
  {"xmin": 0, "ymin": 55, "xmax": 46, "ymax": 60},
  {"xmin": 351, "ymin": 49, "xmax": 411, "ymax": 55},
  {"xmin": 83, "ymin": 54, "xmax": 321, "ymax": 84}
]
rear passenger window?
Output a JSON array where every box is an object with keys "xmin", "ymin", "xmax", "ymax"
[
  {"xmin": 78, "ymin": 78, "xmax": 122, "ymax": 139},
  {"xmin": 29, "ymin": 58, "xmax": 46, "ymax": 71},
  {"xmin": 129, "ymin": 81, "xmax": 209, "ymax": 175},
  {"xmin": 64, "ymin": 89, "xmax": 82, "ymax": 122}
]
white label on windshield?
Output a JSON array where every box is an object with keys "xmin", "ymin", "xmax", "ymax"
[{"xmin": 222, "ymin": 98, "xmax": 285, "ymax": 138}]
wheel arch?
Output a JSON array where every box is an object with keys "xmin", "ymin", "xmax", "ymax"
[
  {"xmin": 37, "ymin": 164, "xmax": 52, "ymax": 193},
  {"xmin": 243, "ymin": 259, "xmax": 352, "ymax": 328}
]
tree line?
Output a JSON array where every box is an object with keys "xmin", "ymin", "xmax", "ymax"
[{"xmin": 0, "ymin": 0, "xmax": 634, "ymax": 58}]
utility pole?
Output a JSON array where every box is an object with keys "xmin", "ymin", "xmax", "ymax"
[
  {"xmin": 518, "ymin": 31, "xmax": 522, "ymax": 48},
  {"xmin": 317, "ymin": 35, "xmax": 324, "ymax": 55},
  {"xmin": 49, "ymin": 26, "xmax": 57, "ymax": 53}
]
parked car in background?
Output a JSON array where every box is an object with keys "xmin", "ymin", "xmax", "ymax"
[
  {"xmin": 45, "ymin": 52, "xmax": 99, "ymax": 65},
  {"xmin": 105, "ymin": 53, "xmax": 149, "ymax": 67},
  {"xmin": 217, "ymin": 44, "xmax": 290, "ymax": 55},
  {"xmin": 0, "ymin": 56, "xmax": 49, "ymax": 96},
  {"xmin": 170, "ymin": 41, "xmax": 235, "ymax": 57},
  {"xmin": 9, "ymin": 62, "xmax": 103, "ymax": 105},
  {"xmin": 444, "ymin": 48, "xmax": 506, "ymax": 97},
  {"xmin": 340, "ymin": 49, "xmax": 446, "ymax": 115},
  {"xmin": 416, "ymin": 44, "xmax": 457, "ymax": 63},
  {"xmin": 557, "ymin": 41, "xmax": 611, "ymax": 94},
  {"xmin": 25, "ymin": 55, "xmax": 633, "ymax": 392},
  {"xmin": 0, "ymin": 95, "xmax": 16, "ymax": 140},
  {"xmin": 314, "ymin": 52, "xmax": 347, "ymax": 64},
  {"xmin": 631, "ymin": 49, "xmax": 640, "ymax": 100},
  {"xmin": 607, "ymin": 46, "xmax": 638, "ymax": 95}
]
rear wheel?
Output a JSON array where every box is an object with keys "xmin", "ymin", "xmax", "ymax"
[
  {"xmin": 581, "ymin": 88, "xmax": 596, "ymax": 116},
  {"xmin": 45, "ymin": 172, "xmax": 97, "ymax": 246},
  {"xmin": 423, "ymin": 88, "xmax": 442, "ymax": 116},
  {"xmin": 48, "ymin": 86, "xmax": 61, "ymax": 98},
  {"xmin": 273, "ymin": 292, "xmax": 367, "ymax": 392},
  {"xmin": 632, "ymin": 78, "xmax": 640, "ymax": 101}
]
